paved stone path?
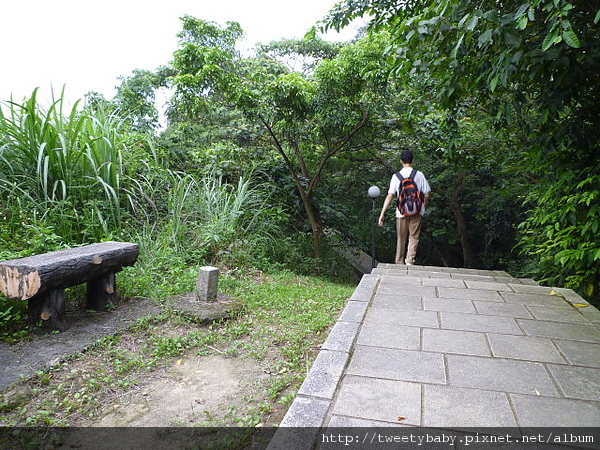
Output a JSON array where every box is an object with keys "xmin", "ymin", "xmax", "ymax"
[{"xmin": 278, "ymin": 264, "xmax": 600, "ymax": 445}]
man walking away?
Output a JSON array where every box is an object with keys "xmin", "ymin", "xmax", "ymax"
[{"xmin": 378, "ymin": 150, "xmax": 431, "ymax": 265}]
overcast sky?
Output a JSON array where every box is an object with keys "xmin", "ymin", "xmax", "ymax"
[{"xmin": 1, "ymin": 0, "xmax": 361, "ymax": 106}]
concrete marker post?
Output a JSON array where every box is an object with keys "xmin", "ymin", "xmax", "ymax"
[{"xmin": 197, "ymin": 266, "xmax": 219, "ymax": 302}]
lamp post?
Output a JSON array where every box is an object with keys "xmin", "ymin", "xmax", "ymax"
[{"xmin": 368, "ymin": 186, "xmax": 381, "ymax": 270}]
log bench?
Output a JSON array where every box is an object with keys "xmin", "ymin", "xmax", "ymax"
[{"xmin": 0, "ymin": 242, "xmax": 139, "ymax": 332}]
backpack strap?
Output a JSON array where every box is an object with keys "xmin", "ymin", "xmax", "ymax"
[
  {"xmin": 395, "ymin": 170, "xmax": 404, "ymax": 181},
  {"xmin": 409, "ymin": 168, "xmax": 418, "ymax": 180}
]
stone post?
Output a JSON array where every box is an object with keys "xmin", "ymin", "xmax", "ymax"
[{"xmin": 197, "ymin": 266, "xmax": 219, "ymax": 302}]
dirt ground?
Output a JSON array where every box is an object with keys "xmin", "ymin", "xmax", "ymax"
[
  {"xmin": 0, "ymin": 297, "xmax": 162, "ymax": 392},
  {"xmin": 0, "ymin": 294, "xmax": 282, "ymax": 436},
  {"xmin": 82, "ymin": 354, "xmax": 267, "ymax": 427}
]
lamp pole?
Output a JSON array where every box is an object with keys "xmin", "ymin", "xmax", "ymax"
[{"xmin": 368, "ymin": 186, "xmax": 381, "ymax": 270}]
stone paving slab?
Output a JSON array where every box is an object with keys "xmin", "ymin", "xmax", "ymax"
[
  {"xmin": 425, "ymin": 271, "xmax": 453, "ymax": 279},
  {"xmin": 422, "ymin": 328, "xmax": 490, "ymax": 356},
  {"xmin": 518, "ymin": 320, "xmax": 600, "ymax": 342},
  {"xmin": 326, "ymin": 415, "xmax": 404, "ymax": 427},
  {"xmin": 422, "ymin": 278, "xmax": 467, "ymax": 288},
  {"xmin": 321, "ymin": 321, "xmax": 362, "ymax": 353},
  {"xmin": 580, "ymin": 306, "xmax": 600, "ymax": 326},
  {"xmin": 446, "ymin": 354, "xmax": 559, "ymax": 396},
  {"xmin": 553, "ymin": 339, "xmax": 600, "ymax": 367},
  {"xmin": 379, "ymin": 275, "xmax": 424, "ymax": 286},
  {"xmin": 508, "ymin": 283, "xmax": 558, "ymax": 295},
  {"xmin": 473, "ymin": 301, "xmax": 534, "ymax": 318},
  {"xmin": 365, "ymin": 307, "xmax": 440, "ymax": 328},
  {"xmin": 278, "ymin": 264, "xmax": 600, "ymax": 447},
  {"xmin": 336, "ymin": 300, "xmax": 369, "ymax": 323},
  {"xmin": 526, "ymin": 304, "xmax": 590, "ymax": 323},
  {"xmin": 510, "ymin": 395, "xmax": 600, "ymax": 427},
  {"xmin": 501, "ymin": 292, "xmax": 571, "ymax": 307},
  {"xmin": 438, "ymin": 287, "xmax": 505, "ymax": 302},
  {"xmin": 440, "ymin": 311, "xmax": 523, "ymax": 334},
  {"xmin": 356, "ymin": 322, "xmax": 421, "ymax": 350},
  {"xmin": 331, "ymin": 375, "xmax": 422, "ymax": 425},
  {"xmin": 296, "ymin": 349, "xmax": 350, "ymax": 400},
  {"xmin": 487, "ymin": 334, "xmax": 566, "ymax": 364},
  {"xmin": 372, "ymin": 294, "xmax": 422, "ymax": 310},
  {"xmin": 346, "ymin": 346, "xmax": 446, "ymax": 384},
  {"xmin": 377, "ymin": 284, "xmax": 438, "ymax": 297},
  {"xmin": 423, "ymin": 297, "xmax": 477, "ymax": 313},
  {"xmin": 464, "ymin": 280, "xmax": 515, "ymax": 292},
  {"xmin": 279, "ymin": 395, "xmax": 330, "ymax": 427},
  {"xmin": 546, "ymin": 364, "xmax": 600, "ymax": 400},
  {"xmin": 423, "ymin": 385, "xmax": 518, "ymax": 428}
]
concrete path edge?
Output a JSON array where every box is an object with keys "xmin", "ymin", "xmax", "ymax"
[{"xmin": 278, "ymin": 273, "xmax": 380, "ymax": 428}]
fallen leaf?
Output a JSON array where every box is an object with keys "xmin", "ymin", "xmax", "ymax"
[
  {"xmin": 397, "ymin": 416, "xmax": 406, "ymax": 421},
  {"xmin": 533, "ymin": 389, "xmax": 541, "ymax": 396},
  {"xmin": 176, "ymin": 359, "xmax": 183, "ymax": 365},
  {"xmin": 573, "ymin": 303, "xmax": 589, "ymax": 308},
  {"xmin": 550, "ymin": 290, "xmax": 558, "ymax": 296}
]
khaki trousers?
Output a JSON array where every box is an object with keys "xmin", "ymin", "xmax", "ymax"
[{"xmin": 395, "ymin": 215, "xmax": 422, "ymax": 265}]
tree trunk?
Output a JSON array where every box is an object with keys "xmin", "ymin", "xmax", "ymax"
[
  {"xmin": 296, "ymin": 188, "xmax": 323, "ymax": 259},
  {"xmin": 450, "ymin": 171, "xmax": 474, "ymax": 268}
]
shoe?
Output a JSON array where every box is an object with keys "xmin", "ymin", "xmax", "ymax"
[{"xmin": 405, "ymin": 262, "xmax": 413, "ymax": 266}]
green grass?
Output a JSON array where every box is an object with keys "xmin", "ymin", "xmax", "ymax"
[
  {"xmin": 221, "ymin": 271, "xmax": 351, "ymax": 365},
  {"xmin": 0, "ymin": 88, "xmax": 127, "ymax": 242},
  {"xmin": 0, "ymin": 269, "xmax": 355, "ymax": 428}
]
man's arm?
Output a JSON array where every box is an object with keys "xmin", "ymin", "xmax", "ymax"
[{"xmin": 378, "ymin": 193, "xmax": 394, "ymax": 227}]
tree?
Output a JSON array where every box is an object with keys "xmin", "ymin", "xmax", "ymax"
[
  {"xmin": 113, "ymin": 68, "xmax": 170, "ymax": 133},
  {"xmin": 168, "ymin": 17, "xmax": 392, "ymax": 259},
  {"xmin": 322, "ymin": 0, "xmax": 600, "ymax": 300}
]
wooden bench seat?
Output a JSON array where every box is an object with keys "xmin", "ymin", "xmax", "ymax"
[{"xmin": 0, "ymin": 242, "xmax": 139, "ymax": 332}]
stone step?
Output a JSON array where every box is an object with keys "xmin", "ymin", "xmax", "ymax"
[{"xmin": 274, "ymin": 264, "xmax": 600, "ymax": 447}]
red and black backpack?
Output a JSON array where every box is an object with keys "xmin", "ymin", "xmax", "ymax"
[{"xmin": 396, "ymin": 169, "xmax": 422, "ymax": 216}]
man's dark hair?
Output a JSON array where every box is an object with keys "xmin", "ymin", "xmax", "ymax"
[{"xmin": 401, "ymin": 150, "xmax": 414, "ymax": 164}]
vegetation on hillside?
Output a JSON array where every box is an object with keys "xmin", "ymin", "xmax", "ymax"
[{"xmin": 0, "ymin": 0, "xmax": 599, "ymax": 430}]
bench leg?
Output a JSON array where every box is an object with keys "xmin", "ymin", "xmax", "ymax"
[
  {"xmin": 28, "ymin": 289, "xmax": 69, "ymax": 333},
  {"xmin": 86, "ymin": 273, "xmax": 116, "ymax": 311}
]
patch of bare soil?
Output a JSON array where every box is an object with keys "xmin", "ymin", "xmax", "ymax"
[{"xmin": 82, "ymin": 354, "xmax": 267, "ymax": 427}]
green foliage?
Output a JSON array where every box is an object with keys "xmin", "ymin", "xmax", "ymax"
[
  {"xmin": 321, "ymin": 0, "xmax": 599, "ymax": 162},
  {"xmin": 518, "ymin": 170, "xmax": 600, "ymax": 304},
  {"xmin": 116, "ymin": 168, "xmax": 296, "ymax": 301},
  {"xmin": 171, "ymin": 16, "xmax": 243, "ymax": 118},
  {"xmin": 168, "ymin": 18, "xmax": 394, "ymax": 258},
  {"xmin": 0, "ymin": 88, "xmax": 323, "ymax": 335},
  {"xmin": 113, "ymin": 68, "xmax": 167, "ymax": 133},
  {"xmin": 0, "ymin": 88, "xmax": 129, "ymax": 243},
  {"xmin": 320, "ymin": 0, "xmax": 599, "ymax": 301},
  {"xmin": 256, "ymin": 37, "xmax": 344, "ymax": 75},
  {"xmin": 0, "ymin": 298, "xmax": 27, "ymax": 340}
]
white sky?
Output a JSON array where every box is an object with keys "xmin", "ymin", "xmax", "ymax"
[{"xmin": 0, "ymin": 0, "xmax": 362, "ymax": 107}]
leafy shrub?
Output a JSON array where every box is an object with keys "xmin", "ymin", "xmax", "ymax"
[{"xmin": 518, "ymin": 170, "xmax": 600, "ymax": 305}]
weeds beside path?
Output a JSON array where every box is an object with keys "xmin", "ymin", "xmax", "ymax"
[{"xmin": 0, "ymin": 270, "xmax": 354, "ymax": 433}]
